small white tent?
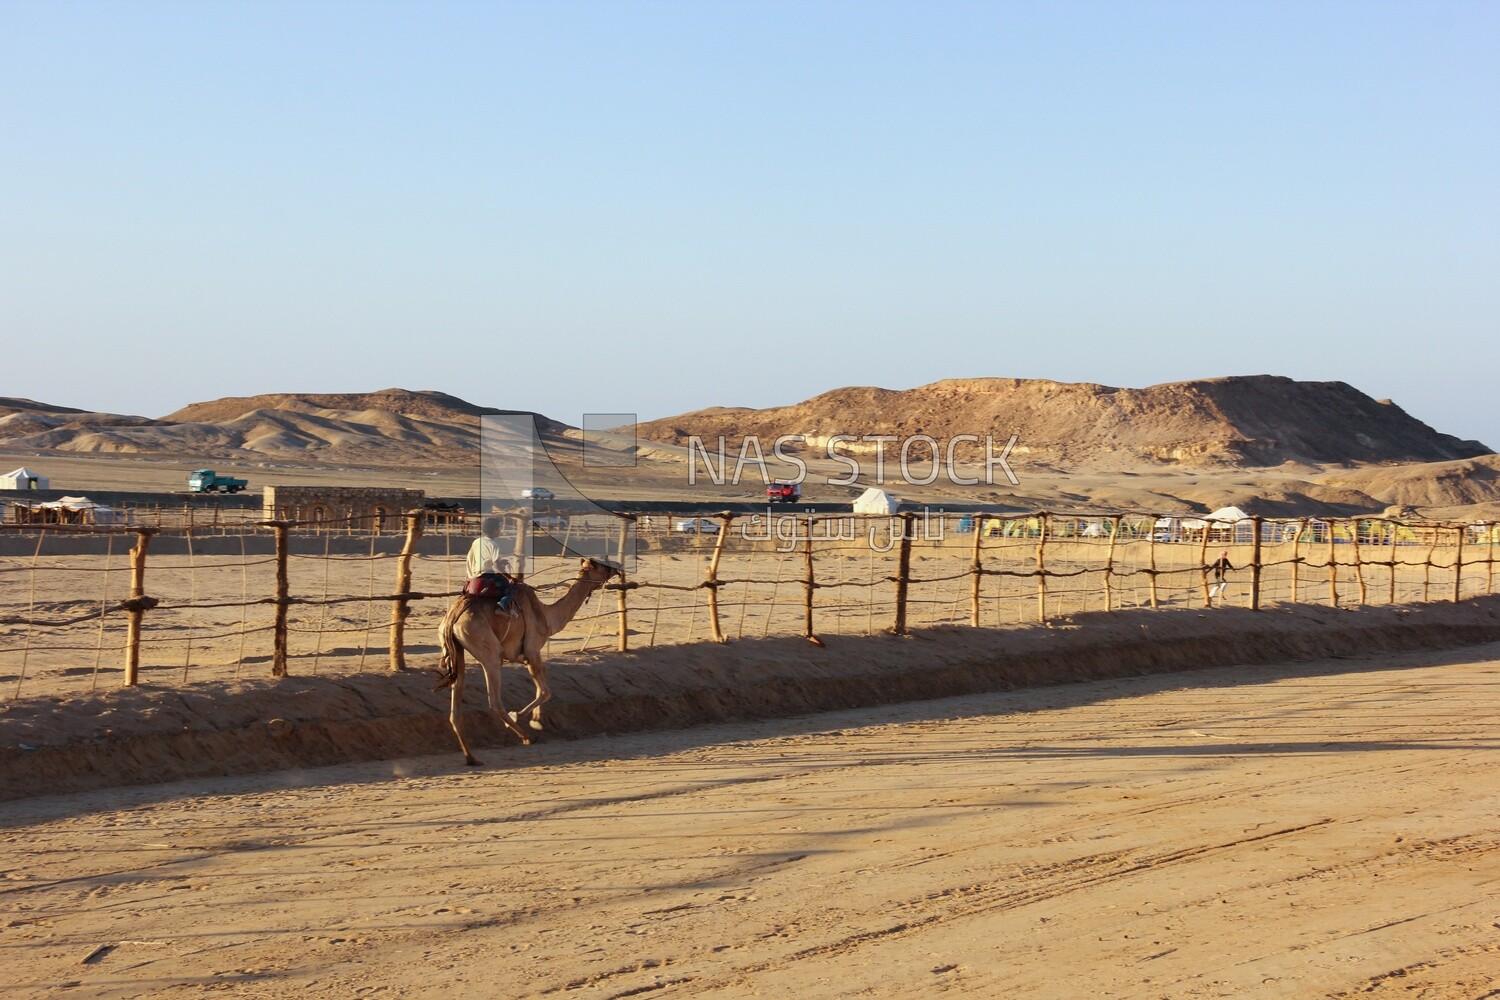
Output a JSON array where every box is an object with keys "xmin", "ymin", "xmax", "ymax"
[
  {"xmin": 1153, "ymin": 515, "xmax": 1206, "ymax": 542},
  {"xmin": 1205, "ymin": 505, "xmax": 1255, "ymax": 543},
  {"xmin": 1, "ymin": 467, "xmax": 48, "ymax": 490},
  {"xmin": 17, "ymin": 495, "xmax": 128, "ymax": 525},
  {"xmin": 852, "ymin": 488, "xmax": 900, "ymax": 515}
]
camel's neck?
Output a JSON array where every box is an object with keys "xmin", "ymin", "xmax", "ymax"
[{"xmin": 538, "ymin": 576, "xmax": 605, "ymax": 637}]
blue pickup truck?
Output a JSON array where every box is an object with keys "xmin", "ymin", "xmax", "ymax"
[{"xmin": 187, "ymin": 469, "xmax": 248, "ymax": 494}]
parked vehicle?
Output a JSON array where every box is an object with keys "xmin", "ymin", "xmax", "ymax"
[
  {"xmin": 531, "ymin": 513, "xmax": 569, "ymax": 531},
  {"xmin": 187, "ymin": 469, "xmax": 248, "ymax": 493},
  {"xmin": 521, "ymin": 487, "xmax": 555, "ymax": 500},
  {"xmin": 674, "ymin": 517, "xmax": 719, "ymax": 534},
  {"xmin": 767, "ymin": 481, "xmax": 800, "ymax": 503}
]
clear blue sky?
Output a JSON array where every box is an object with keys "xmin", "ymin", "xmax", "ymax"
[{"xmin": 3, "ymin": 1, "xmax": 1497, "ymax": 449}]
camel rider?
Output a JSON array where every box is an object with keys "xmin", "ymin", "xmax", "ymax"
[{"xmin": 465, "ymin": 517, "xmax": 516, "ymax": 610}]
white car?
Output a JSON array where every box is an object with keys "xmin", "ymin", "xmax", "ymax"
[
  {"xmin": 674, "ymin": 518, "xmax": 719, "ymax": 534},
  {"xmin": 521, "ymin": 487, "xmax": 555, "ymax": 501}
]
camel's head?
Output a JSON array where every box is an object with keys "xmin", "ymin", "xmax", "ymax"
[{"xmin": 580, "ymin": 557, "xmax": 623, "ymax": 583}]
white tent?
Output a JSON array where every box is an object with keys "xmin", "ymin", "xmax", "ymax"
[
  {"xmin": 17, "ymin": 495, "xmax": 128, "ymax": 525},
  {"xmin": 1154, "ymin": 515, "xmax": 1207, "ymax": 541},
  {"xmin": 852, "ymin": 488, "xmax": 900, "ymax": 515},
  {"xmin": 0, "ymin": 467, "xmax": 48, "ymax": 490},
  {"xmin": 1204, "ymin": 506, "xmax": 1255, "ymax": 543}
]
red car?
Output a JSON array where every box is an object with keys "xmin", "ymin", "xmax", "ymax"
[{"xmin": 767, "ymin": 481, "xmax": 800, "ymax": 503}]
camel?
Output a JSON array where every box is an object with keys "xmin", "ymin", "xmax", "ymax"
[{"xmin": 435, "ymin": 557, "xmax": 620, "ymax": 765}]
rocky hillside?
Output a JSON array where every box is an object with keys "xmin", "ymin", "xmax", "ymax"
[
  {"xmin": 636, "ymin": 376, "xmax": 1490, "ymax": 469},
  {"xmin": 1318, "ymin": 454, "xmax": 1500, "ymax": 510},
  {"xmin": 161, "ymin": 389, "xmax": 510, "ymax": 425},
  {"xmin": 0, "ymin": 390, "xmax": 561, "ymax": 468}
]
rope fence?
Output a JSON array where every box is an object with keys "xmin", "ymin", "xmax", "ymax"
[
  {"xmin": 0, "ymin": 500, "xmax": 474, "ymax": 536},
  {"xmin": 2, "ymin": 509, "xmax": 1496, "ymax": 700}
]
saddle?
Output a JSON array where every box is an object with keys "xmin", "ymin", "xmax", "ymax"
[{"xmin": 464, "ymin": 572, "xmax": 516, "ymax": 611}]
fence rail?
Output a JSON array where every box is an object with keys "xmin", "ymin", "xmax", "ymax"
[
  {"xmin": 1, "ymin": 501, "xmax": 472, "ymax": 536},
  {"xmin": 1, "ymin": 510, "xmax": 1495, "ymax": 701}
]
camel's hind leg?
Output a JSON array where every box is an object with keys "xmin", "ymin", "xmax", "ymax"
[
  {"xmin": 451, "ymin": 660, "xmax": 532, "ymax": 766},
  {"xmin": 445, "ymin": 650, "xmax": 482, "ymax": 767},
  {"xmin": 449, "ymin": 621, "xmax": 532, "ymax": 766},
  {"xmin": 440, "ymin": 600, "xmax": 486, "ymax": 765}
]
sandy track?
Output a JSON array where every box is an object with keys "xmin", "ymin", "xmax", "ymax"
[{"xmin": 2, "ymin": 644, "xmax": 1498, "ymax": 999}]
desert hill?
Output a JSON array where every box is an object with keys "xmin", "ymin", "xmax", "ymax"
[
  {"xmin": 636, "ymin": 375, "xmax": 1490, "ymax": 469},
  {"xmin": 0, "ymin": 397, "xmax": 92, "ymax": 416},
  {"xmin": 0, "ymin": 399, "xmax": 156, "ymax": 444},
  {"xmin": 4, "ymin": 380, "xmax": 1500, "ymax": 518},
  {"xmin": 1319, "ymin": 454, "xmax": 1500, "ymax": 510},
  {"xmin": 0, "ymin": 390, "xmax": 566, "ymax": 469},
  {"xmin": 161, "ymin": 389, "xmax": 540, "ymax": 426}
]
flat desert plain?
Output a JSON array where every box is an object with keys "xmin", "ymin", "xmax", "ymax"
[{"xmin": 2, "ymin": 642, "xmax": 1497, "ymax": 998}]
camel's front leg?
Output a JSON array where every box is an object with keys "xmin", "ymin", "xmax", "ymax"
[
  {"xmin": 509, "ymin": 648, "xmax": 552, "ymax": 731},
  {"xmin": 480, "ymin": 662, "xmax": 534, "ymax": 746}
]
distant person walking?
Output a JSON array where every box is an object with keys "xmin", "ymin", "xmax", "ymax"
[{"xmin": 1209, "ymin": 550, "xmax": 1234, "ymax": 599}]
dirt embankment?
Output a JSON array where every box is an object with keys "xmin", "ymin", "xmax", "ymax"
[{"xmin": 5, "ymin": 597, "xmax": 1500, "ymax": 802}]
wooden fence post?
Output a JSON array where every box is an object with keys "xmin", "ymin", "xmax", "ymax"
[
  {"xmin": 1103, "ymin": 515, "xmax": 1120, "ymax": 612},
  {"xmin": 802, "ymin": 518, "xmax": 818, "ymax": 642},
  {"xmin": 1035, "ymin": 513, "xmax": 1048, "ymax": 622},
  {"xmin": 1423, "ymin": 529, "xmax": 1436, "ymax": 603},
  {"xmin": 1389, "ymin": 520, "xmax": 1399, "ymax": 604},
  {"xmin": 388, "ymin": 510, "xmax": 422, "ymax": 671},
  {"xmin": 1250, "ymin": 517, "xmax": 1263, "ymax": 611},
  {"xmin": 969, "ymin": 515, "xmax": 984, "ymax": 626},
  {"xmin": 270, "ymin": 521, "xmax": 290, "ymax": 677},
  {"xmin": 1453, "ymin": 525, "xmax": 1465, "ymax": 602},
  {"xmin": 1290, "ymin": 519, "xmax": 1304, "ymax": 604},
  {"xmin": 613, "ymin": 517, "xmax": 633, "ymax": 652},
  {"xmin": 707, "ymin": 511, "xmax": 731, "ymax": 643},
  {"xmin": 1147, "ymin": 519, "xmax": 1160, "ymax": 610},
  {"xmin": 1488, "ymin": 523, "xmax": 1495, "ymax": 596},
  {"xmin": 512, "ymin": 511, "xmax": 529, "ymax": 582},
  {"xmin": 892, "ymin": 512, "xmax": 914, "ymax": 635},
  {"xmin": 616, "ymin": 574, "xmax": 630, "ymax": 651},
  {"xmin": 123, "ymin": 528, "xmax": 157, "ymax": 686},
  {"xmin": 1352, "ymin": 519, "xmax": 1368, "ymax": 606},
  {"xmin": 616, "ymin": 517, "xmax": 631, "ymax": 570},
  {"xmin": 1198, "ymin": 519, "xmax": 1213, "ymax": 607},
  {"xmin": 1327, "ymin": 524, "xmax": 1339, "ymax": 608}
]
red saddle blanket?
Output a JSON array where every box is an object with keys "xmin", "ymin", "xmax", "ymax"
[{"xmin": 464, "ymin": 573, "xmax": 513, "ymax": 600}]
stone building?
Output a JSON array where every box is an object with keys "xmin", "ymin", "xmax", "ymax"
[{"xmin": 262, "ymin": 485, "xmax": 425, "ymax": 532}]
